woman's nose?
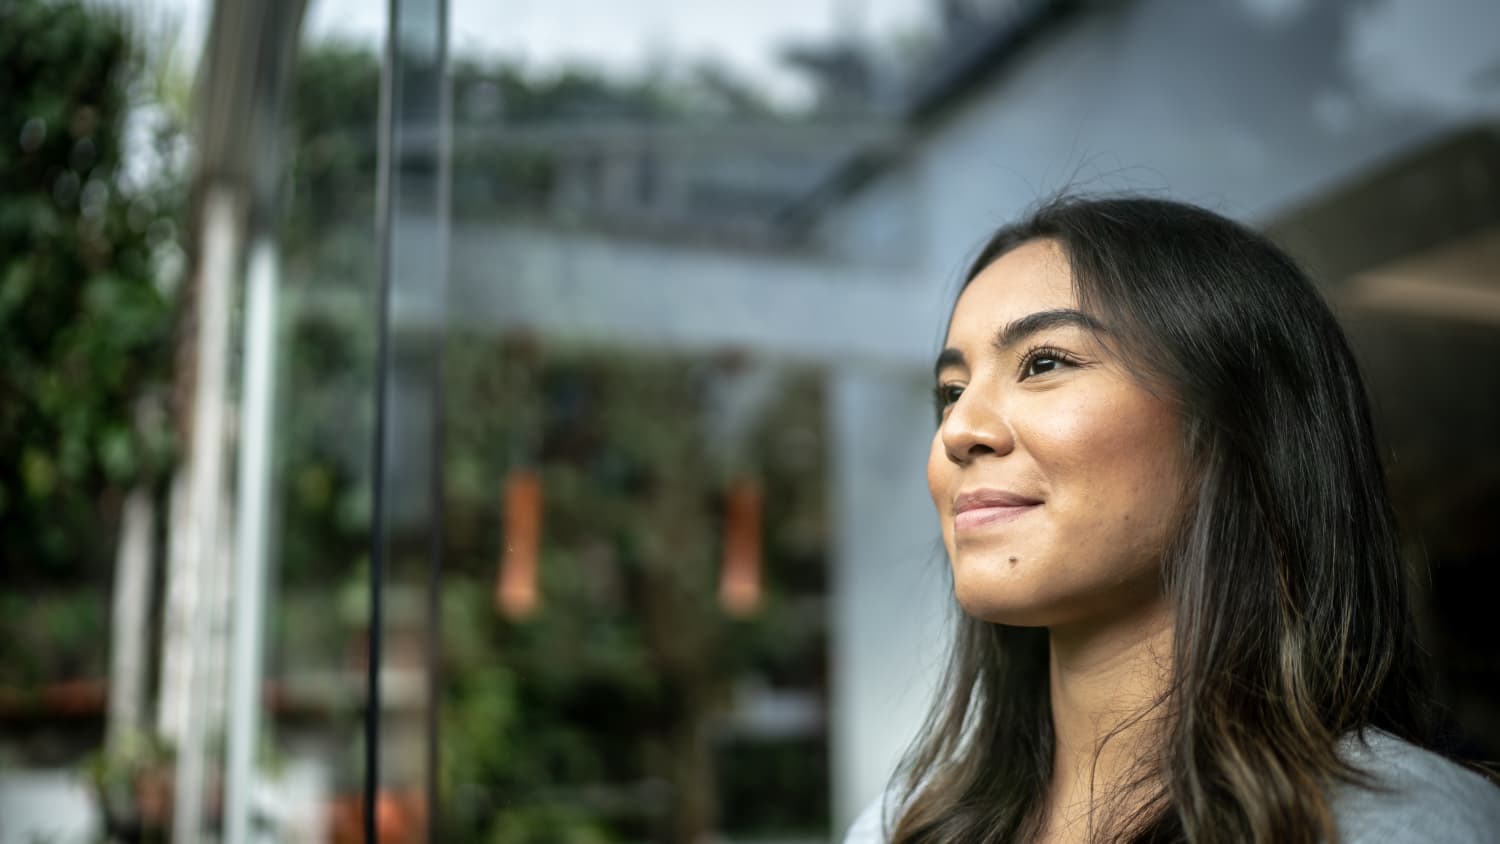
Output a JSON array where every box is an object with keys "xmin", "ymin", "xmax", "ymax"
[{"xmin": 941, "ymin": 384, "xmax": 1015, "ymax": 463}]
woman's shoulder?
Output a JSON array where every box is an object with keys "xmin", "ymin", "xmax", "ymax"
[
  {"xmin": 1332, "ymin": 728, "xmax": 1500, "ymax": 843},
  {"xmin": 841, "ymin": 789, "xmax": 895, "ymax": 844},
  {"xmin": 838, "ymin": 733, "xmax": 1500, "ymax": 844}
]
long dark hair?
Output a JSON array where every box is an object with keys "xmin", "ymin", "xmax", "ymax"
[{"xmin": 890, "ymin": 196, "xmax": 1428, "ymax": 843}]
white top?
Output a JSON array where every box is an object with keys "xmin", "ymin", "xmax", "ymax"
[{"xmin": 841, "ymin": 730, "xmax": 1500, "ymax": 843}]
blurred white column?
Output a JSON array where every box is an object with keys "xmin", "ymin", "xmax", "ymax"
[
  {"xmin": 827, "ymin": 369, "xmax": 953, "ymax": 832},
  {"xmin": 224, "ymin": 234, "xmax": 280, "ymax": 844},
  {"xmin": 160, "ymin": 183, "xmax": 241, "ymax": 844},
  {"xmin": 107, "ymin": 485, "xmax": 155, "ymax": 749}
]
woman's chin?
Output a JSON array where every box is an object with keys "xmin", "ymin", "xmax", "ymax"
[{"xmin": 953, "ymin": 579, "xmax": 1058, "ymax": 628}]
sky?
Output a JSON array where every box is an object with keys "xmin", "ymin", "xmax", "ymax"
[{"xmin": 111, "ymin": 0, "xmax": 939, "ymax": 108}]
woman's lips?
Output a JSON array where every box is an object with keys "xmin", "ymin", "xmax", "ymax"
[
  {"xmin": 954, "ymin": 503, "xmax": 1040, "ymax": 532},
  {"xmin": 952, "ymin": 489, "xmax": 1043, "ymax": 532}
]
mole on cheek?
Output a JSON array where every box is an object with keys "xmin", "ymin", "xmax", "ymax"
[{"xmin": 1008, "ymin": 556, "xmax": 1018, "ymax": 564}]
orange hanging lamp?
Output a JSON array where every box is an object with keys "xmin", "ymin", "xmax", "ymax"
[
  {"xmin": 497, "ymin": 467, "xmax": 543, "ymax": 619},
  {"xmin": 719, "ymin": 476, "xmax": 763, "ymax": 617}
]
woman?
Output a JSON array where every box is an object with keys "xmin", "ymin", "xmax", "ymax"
[{"xmin": 843, "ymin": 197, "xmax": 1500, "ymax": 843}]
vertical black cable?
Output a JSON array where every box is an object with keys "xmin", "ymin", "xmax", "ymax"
[
  {"xmin": 426, "ymin": 0, "xmax": 451, "ymax": 830},
  {"xmin": 425, "ymin": 362, "xmax": 445, "ymax": 839},
  {"xmin": 366, "ymin": 0, "xmax": 400, "ymax": 838},
  {"xmin": 425, "ymin": 334, "xmax": 446, "ymax": 835}
]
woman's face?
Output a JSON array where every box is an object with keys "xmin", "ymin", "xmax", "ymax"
[{"xmin": 927, "ymin": 238, "xmax": 1188, "ymax": 629}]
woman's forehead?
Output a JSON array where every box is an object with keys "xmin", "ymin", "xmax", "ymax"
[{"xmin": 948, "ymin": 240, "xmax": 1077, "ymax": 342}]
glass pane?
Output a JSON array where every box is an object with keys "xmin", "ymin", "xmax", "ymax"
[
  {"xmin": 249, "ymin": 1, "xmax": 386, "ymax": 841},
  {"xmin": 431, "ymin": 3, "xmax": 949, "ymax": 842},
  {"xmin": 369, "ymin": 0, "xmax": 451, "ymax": 840}
]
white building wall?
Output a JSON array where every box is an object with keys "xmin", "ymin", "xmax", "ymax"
[
  {"xmin": 826, "ymin": 370, "xmax": 955, "ymax": 829},
  {"xmin": 911, "ymin": 0, "xmax": 1499, "ymax": 273},
  {"xmin": 815, "ymin": 164, "xmax": 929, "ymax": 271}
]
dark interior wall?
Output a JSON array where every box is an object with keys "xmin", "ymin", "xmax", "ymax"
[
  {"xmin": 1268, "ymin": 127, "xmax": 1500, "ymax": 286},
  {"xmin": 1347, "ymin": 312, "xmax": 1500, "ymax": 757},
  {"xmin": 1270, "ymin": 127, "xmax": 1500, "ymax": 760}
]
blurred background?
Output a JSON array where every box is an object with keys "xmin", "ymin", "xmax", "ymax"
[{"xmin": 2, "ymin": 0, "xmax": 1499, "ymax": 841}]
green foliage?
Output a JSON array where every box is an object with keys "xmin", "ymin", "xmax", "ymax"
[
  {"xmin": 83, "ymin": 730, "xmax": 175, "ymax": 838},
  {"xmin": 274, "ymin": 42, "xmax": 382, "ymax": 587},
  {"xmin": 448, "ymin": 58, "xmax": 782, "ymax": 216},
  {"xmin": 438, "ymin": 337, "xmax": 831, "ymax": 841},
  {"xmin": 0, "ymin": 0, "xmax": 179, "ymax": 583},
  {"xmin": 450, "ymin": 58, "xmax": 776, "ymax": 126},
  {"xmin": 0, "ymin": 588, "xmax": 109, "ymax": 686},
  {"xmin": 273, "ymin": 297, "xmax": 377, "ymax": 585},
  {"xmin": 716, "ymin": 736, "xmax": 831, "ymax": 835},
  {"xmin": 281, "ymin": 41, "xmax": 381, "ymax": 262},
  {"xmin": 484, "ymin": 804, "xmax": 614, "ymax": 844}
]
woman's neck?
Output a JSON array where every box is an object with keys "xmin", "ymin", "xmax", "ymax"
[{"xmin": 1039, "ymin": 598, "xmax": 1175, "ymax": 842}]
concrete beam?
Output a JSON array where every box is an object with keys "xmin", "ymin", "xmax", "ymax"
[{"xmin": 447, "ymin": 220, "xmax": 949, "ymax": 368}]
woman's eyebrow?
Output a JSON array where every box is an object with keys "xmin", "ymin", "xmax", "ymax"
[
  {"xmin": 933, "ymin": 347, "xmax": 966, "ymax": 379},
  {"xmin": 991, "ymin": 308, "xmax": 1101, "ymax": 354},
  {"xmin": 934, "ymin": 308, "xmax": 1102, "ymax": 379}
]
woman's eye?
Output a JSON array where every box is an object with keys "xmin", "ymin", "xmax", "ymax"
[
  {"xmin": 1026, "ymin": 356, "xmax": 1060, "ymax": 377},
  {"xmin": 1019, "ymin": 348, "xmax": 1074, "ymax": 380},
  {"xmin": 935, "ymin": 383, "xmax": 964, "ymax": 409}
]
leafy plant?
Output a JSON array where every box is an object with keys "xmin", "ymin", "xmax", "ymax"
[
  {"xmin": 0, "ymin": 0, "xmax": 180, "ymax": 588},
  {"xmin": 437, "ymin": 339, "xmax": 831, "ymax": 842}
]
